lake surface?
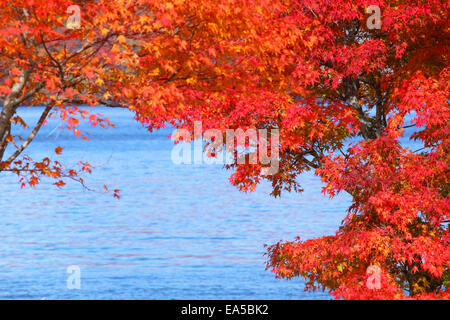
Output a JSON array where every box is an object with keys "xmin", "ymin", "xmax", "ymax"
[{"xmin": 0, "ymin": 107, "xmax": 353, "ymax": 299}]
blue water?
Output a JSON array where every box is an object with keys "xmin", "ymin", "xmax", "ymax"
[{"xmin": 0, "ymin": 107, "xmax": 353, "ymax": 299}]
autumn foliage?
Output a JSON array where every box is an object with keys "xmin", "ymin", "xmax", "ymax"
[{"xmin": 0, "ymin": 0, "xmax": 448, "ymax": 298}]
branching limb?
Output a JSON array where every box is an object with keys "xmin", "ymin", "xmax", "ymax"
[{"xmin": 5, "ymin": 105, "xmax": 52, "ymax": 164}]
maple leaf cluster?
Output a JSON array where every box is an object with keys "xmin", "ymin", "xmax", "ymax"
[{"xmin": 0, "ymin": 0, "xmax": 448, "ymax": 298}]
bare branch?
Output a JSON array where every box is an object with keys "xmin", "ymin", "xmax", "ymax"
[
  {"xmin": 5, "ymin": 105, "xmax": 52, "ymax": 164},
  {"xmin": 14, "ymin": 82, "xmax": 45, "ymax": 106}
]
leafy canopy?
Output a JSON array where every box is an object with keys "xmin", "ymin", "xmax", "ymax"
[{"xmin": 0, "ymin": 0, "xmax": 448, "ymax": 299}]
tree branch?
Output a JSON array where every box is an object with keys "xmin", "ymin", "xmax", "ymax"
[
  {"xmin": 5, "ymin": 105, "xmax": 52, "ymax": 164},
  {"xmin": 14, "ymin": 82, "xmax": 45, "ymax": 106}
]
